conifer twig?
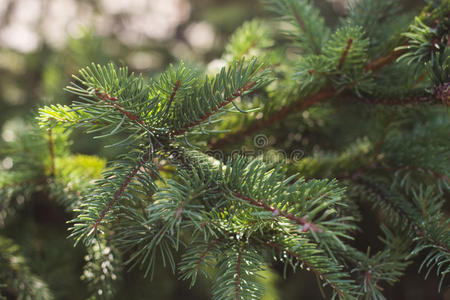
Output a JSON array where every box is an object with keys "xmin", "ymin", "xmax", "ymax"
[
  {"xmin": 195, "ymin": 240, "xmax": 218, "ymax": 270},
  {"xmin": 210, "ymin": 88, "xmax": 335, "ymax": 149},
  {"xmin": 233, "ymin": 192, "xmax": 322, "ymax": 232},
  {"xmin": 170, "ymin": 81, "xmax": 256, "ymax": 137},
  {"xmin": 363, "ymin": 49, "xmax": 405, "ymax": 73},
  {"xmin": 95, "ymin": 89, "xmax": 145, "ymax": 125},
  {"xmin": 417, "ymin": 231, "xmax": 450, "ymax": 254},
  {"xmin": 167, "ymin": 80, "xmax": 181, "ymax": 110},
  {"xmin": 382, "ymin": 164, "xmax": 450, "ymax": 183},
  {"xmin": 338, "ymin": 38, "xmax": 353, "ymax": 70},
  {"xmin": 289, "ymin": 2, "xmax": 320, "ymax": 54},
  {"xmin": 209, "ymin": 46, "xmax": 412, "ymax": 148},
  {"xmin": 175, "ymin": 200, "xmax": 187, "ymax": 219},
  {"xmin": 353, "ymin": 176, "xmax": 450, "ymax": 254},
  {"xmin": 91, "ymin": 156, "xmax": 149, "ymax": 231}
]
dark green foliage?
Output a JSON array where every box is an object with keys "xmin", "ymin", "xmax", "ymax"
[
  {"xmin": 212, "ymin": 245, "xmax": 265, "ymax": 300},
  {"xmin": 1, "ymin": 0, "xmax": 449, "ymax": 299},
  {"xmin": 347, "ymin": 0, "xmax": 401, "ymax": 49},
  {"xmin": 342, "ymin": 226, "xmax": 412, "ymax": 300},
  {"xmin": 263, "ymin": 0, "xmax": 329, "ymax": 54}
]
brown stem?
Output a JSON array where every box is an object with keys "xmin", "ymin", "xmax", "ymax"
[
  {"xmin": 209, "ymin": 43, "xmax": 411, "ymax": 149},
  {"xmin": 364, "ymin": 270, "xmax": 384, "ymax": 291},
  {"xmin": 95, "ymin": 89, "xmax": 145, "ymax": 125},
  {"xmin": 92, "ymin": 156, "xmax": 149, "ymax": 230},
  {"xmin": 170, "ymin": 81, "xmax": 256, "ymax": 137},
  {"xmin": 210, "ymin": 88, "xmax": 336, "ymax": 149},
  {"xmin": 194, "ymin": 240, "xmax": 218, "ymax": 270},
  {"xmin": 211, "ymin": 70, "xmax": 436, "ymax": 149},
  {"xmin": 167, "ymin": 80, "xmax": 181, "ymax": 110},
  {"xmin": 338, "ymin": 38, "xmax": 353, "ymax": 70},
  {"xmin": 417, "ymin": 230, "xmax": 450, "ymax": 254},
  {"xmin": 233, "ymin": 192, "xmax": 322, "ymax": 232},
  {"xmin": 267, "ymin": 241, "xmax": 345, "ymax": 297},
  {"xmin": 175, "ymin": 200, "xmax": 187, "ymax": 219},
  {"xmin": 364, "ymin": 49, "xmax": 405, "ymax": 73}
]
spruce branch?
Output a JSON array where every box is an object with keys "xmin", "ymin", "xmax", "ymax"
[
  {"xmin": 396, "ymin": 16, "xmax": 449, "ymax": 66},
  {"xmin": 69, "ymin": 152, "xmax": 158, "ymax": 246},
  {"xmin": 169, "ymin": 57, "xmax": 269, "ymax": 137},
  {"xmin": 209, "ymin": 4, "xmax": 449, "ymax": 149},
  {"xmin": 39, "ymin": 104, "xmax": 100, "ymax": 128},
  {"xmin": 212, "ymin": 244, "xmax": 265, "ymax": 300},
  {"xmin": 210, "ymin": 88, "xmax": 336, "ymax": 149},
  {"xmin": 209, "ymin": 36, "xmax": 393, "ymax": 148},
  {"xmin": 351, "ymin": 176, "xmax": 450, "ymax": 288},
  {"xmin": 208, "ymin": 39, "xmax": 437, "ymax": 149},
  {"xmin": 224, "ymin": 19, "xmax": 274, "ymax": 61},
  {"xmin": 384, "ymin": 164, "xmax": 450, "ymax": 184},
  {"xmin": 152, "ymin": 61, "xmax": 198, "ymax": 120},
  {"xmin": 5, "ymin": 1, "xmax": 447, "ymax": 298},
  {"xmin": 91, "ymin": 155, "xmax": 149, "ymax": 232},
  {"xmin": 338, "ymin": 38, "xmax": 354, "ymax": 71},
  {"xmin": 0, "ymin": 125, "xmax": 105, "ymax": 228},
  {"xmin": 114, "ymin": 209, "xmax": 179, "ymax": 280},
  {"xmin": 178, "ymin": 239, "xmax": 221, "ymax": 288},
  {"xmin": 217, "ymin": 157, "xmax": 353, "ymax": 241},
  {"xmin": 379, "ymin": 116, "xmax": 449, "ymax": 190},
  {"xmin": 289, "ymin": 2, "xmax": 320, "ymax": 54},
  {"xmin": 167, "ymin": 79, "xmax": 181, "ymax": 111},
  {"xmin": 263, "ymin": 0, "xmax": 329, "ymax": 54},
  {"xmin": 145, "ymin": 149, "xmax": 358, "ymax": 297},
  {"xmin": 363, "ymin": 49, "xmax": 405, "ymax": 73},
  {"xmin": 347, "ymin": 0, "xmax": 400, "ymax": 47},
  {"xmin": 196, "ymin": 240, "xmax": 218, "ymax": 269},
  {"xmin": 341, "ymin": 227, "xmax": 412, "ymax": 300},
  {"xmin": 351, "ymin": 175, "xmax": 416, "ymax": 227},
  {"xmin": 325, "ymin": 25, "xmax": 369, "ymax": 73},
  {"xmin": 170, "ymin": 81, "xmax": 257, "ymax": 137},
  {"xmin": 232, "ymin": 192, "xmax": 323, "ymax": 233},
  {"xmin": 95, "ymin": 89, "xmax": 145, "ymax": 125},
  {"xmin": 62, "ymin": 63, "xmax": 166, "ymax": 146}
]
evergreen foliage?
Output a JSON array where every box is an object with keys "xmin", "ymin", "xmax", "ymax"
[{"xmin": 1, "ymin": 0, "xmax": 449, "ymax": 299}]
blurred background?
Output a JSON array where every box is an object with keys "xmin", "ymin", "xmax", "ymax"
[
  {"xmin": 0, "ymin": 0, "xmax": 447, "ymax": 299},
  {"xmin": 0, "ymin": 0, "xmax": 354, "ymax": 149}
]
